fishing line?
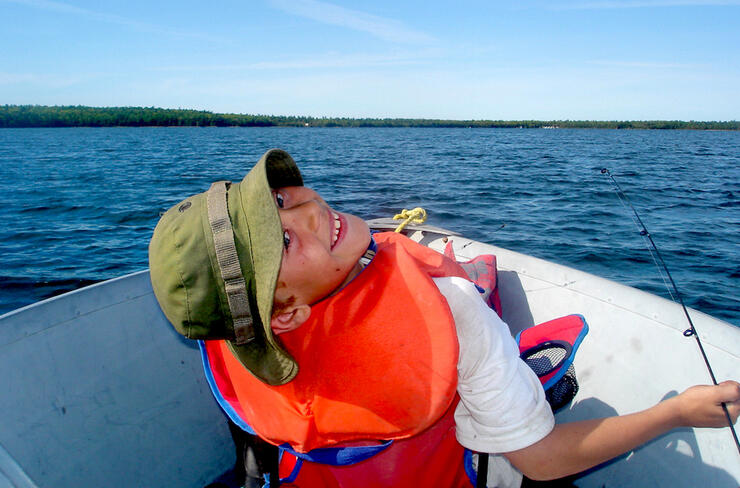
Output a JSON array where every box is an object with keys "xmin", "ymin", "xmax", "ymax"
[
  {"xmin": 601, "ymin": 168, "xmax": 739, "ymax": 454},
  {"xmin": 607, "ymin": 178, "xmax": 676, "ymax": 302}
]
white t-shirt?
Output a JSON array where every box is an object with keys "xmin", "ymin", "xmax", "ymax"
[{"xmin": 433, "ymin": 276, "xmax": 555, "ymax": 488}]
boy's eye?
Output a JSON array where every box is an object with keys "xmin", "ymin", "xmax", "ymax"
[
  {"xmin": 283, "ymin": 230, "xmax": 291, "ymax": 249},
  {"xmin": 275, "ymin": 192, "xmax": 285, "ymax": 208}
]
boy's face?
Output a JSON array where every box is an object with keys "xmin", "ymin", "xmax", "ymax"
[{"xmin": 272, "ymin": 186, "xmax": 371, "ymax": 311}]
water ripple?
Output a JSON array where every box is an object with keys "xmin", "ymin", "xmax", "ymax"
[{"xmin": 0, "ymin": 127, "xmax": 738, "ymax": 325}]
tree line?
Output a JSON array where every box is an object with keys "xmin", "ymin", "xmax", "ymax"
[{"xmin": 1, "ymin": 105, "xmax": 737, "ymax": 130}]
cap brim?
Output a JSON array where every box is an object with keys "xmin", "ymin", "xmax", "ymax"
[{"xmin": 228, "ymin": 149, "xmax": 303, "ymax": 385}]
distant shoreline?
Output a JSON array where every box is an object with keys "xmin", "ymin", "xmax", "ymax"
[{"xmin": 1, "ymin": 105, "xmax": 738, "ymax": 130}]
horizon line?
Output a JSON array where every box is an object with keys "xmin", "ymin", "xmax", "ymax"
[{"xmin": 2, "ymin": 105, "xmax": 739, "ymax": 124}]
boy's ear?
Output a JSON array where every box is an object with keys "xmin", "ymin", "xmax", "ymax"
[{"xmin": 270, "ymin": 304, "xmax": 311, "ymax": 336}]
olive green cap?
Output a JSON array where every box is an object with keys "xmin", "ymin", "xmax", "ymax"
[{"xmin": 148, "ymin": 149, "xmax": 303, "ymax": 385}]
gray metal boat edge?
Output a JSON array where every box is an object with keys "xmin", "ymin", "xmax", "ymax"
[
  {"xmin": 0, "ymin": 271, "xmax": 234, "ymax": 487},
  {"xmin": 0, "ymin": 443, "xmax": 38, "ymax": 488}
]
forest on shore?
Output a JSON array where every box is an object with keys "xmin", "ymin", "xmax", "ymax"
[{"xmin": 2, "ymin": 105, "xmax": 738, "ymax": 130}]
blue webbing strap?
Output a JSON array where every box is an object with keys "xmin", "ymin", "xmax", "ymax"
[
  {"xmin": 277, "ymin": 452, "xmax": 302, "ymax": 484},
  {"xmin": 463, "ymin": 450, "xmax": 478, "ymax": 486},
  {"xmin": 279, "ymin": 440, "xmax": 393, "ymax": 466}
]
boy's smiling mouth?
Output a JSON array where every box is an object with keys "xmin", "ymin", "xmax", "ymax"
[{"xmin": 330, "ymin": 210, "xmax": 342, "ymax": 250}]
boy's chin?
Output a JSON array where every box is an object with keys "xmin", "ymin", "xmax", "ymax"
[{"xmin": 342, "ymin": 214, "xmax": 371, "ymax": 245}]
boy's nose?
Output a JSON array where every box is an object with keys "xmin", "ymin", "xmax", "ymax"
[{"xmin": 288, "ymin": 199, "xmax": 323, "ymax": 234}]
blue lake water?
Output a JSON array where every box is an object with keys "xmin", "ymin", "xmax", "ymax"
[{"xmin": 0, "ymin": 127, "xmax": 738, "ymax": 325}]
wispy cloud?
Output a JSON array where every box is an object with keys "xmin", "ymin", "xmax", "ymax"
[
  {"xmin": 154, "ymin": 49, "xmax": 442, "ymax": 72},
  {"xmin": 268, "ymin": 0, "xmax": 435, "ymax": 44},
  {"xmin": 250, "ymin": 52, "xmax": 430, "ymax": 70},
  {"xmin": 549, "ymin": 0, "xmax": 740, "ymax": 9},
  {"xmin": 2, "ymin": 0, "xmax": 223, "ymax": 41},
  {"xmin": 589, "ymin": 60, "xmax": 701, "ymax": 69},
  {"xmin": 0, "ymin": 71, "xmax": 88, "ymax": 87}
]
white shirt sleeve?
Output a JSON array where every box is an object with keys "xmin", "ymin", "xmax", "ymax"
[{"xmin": 433, "ymin": 276, "xmax": 555, "ymax": 454}]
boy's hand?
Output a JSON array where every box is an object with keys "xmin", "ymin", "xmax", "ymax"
[{"xmin": 672, "ymin": 380, "xmax": 740, "ymax": 428}]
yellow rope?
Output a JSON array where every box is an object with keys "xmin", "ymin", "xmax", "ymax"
[{"xmin": 392, "ymin": 207, "xmax": 427, "ymax": 233}]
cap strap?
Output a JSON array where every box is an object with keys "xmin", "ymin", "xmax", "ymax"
[{"xmin": 206, "ymin": 181, "xmax": 254, "ymax": 345}]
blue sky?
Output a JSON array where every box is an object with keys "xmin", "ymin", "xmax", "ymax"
[{"xmin": 2, "ymin": 0, "xmax": 739, "ymax": 120}]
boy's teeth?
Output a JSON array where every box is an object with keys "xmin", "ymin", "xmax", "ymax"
[{"xmin": 332, "ymin": 212, "xmax": 340, "ymax": 246}]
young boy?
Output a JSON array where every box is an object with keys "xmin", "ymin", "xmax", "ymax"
[{"xmin": 149, "ymin": 149, "xmax": 739, "ymax": 487}]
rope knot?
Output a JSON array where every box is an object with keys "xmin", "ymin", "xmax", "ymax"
[{"xmin": 392, "ymin": 207, "xmax": 427, "ymax": 233}]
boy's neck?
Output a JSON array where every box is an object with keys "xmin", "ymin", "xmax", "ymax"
[{"xmin": 328, "ymin": 237, "xmax": 378, "ymax": 298}]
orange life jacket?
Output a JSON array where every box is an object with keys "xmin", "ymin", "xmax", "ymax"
[{"xmin": 202, "ymin": 232, "xmax": 473, "ymax": 486}]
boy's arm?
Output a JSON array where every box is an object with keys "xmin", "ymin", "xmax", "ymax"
[{"xmin": 504, "ymin": 381, "xmax": 740, "ymax": 481}]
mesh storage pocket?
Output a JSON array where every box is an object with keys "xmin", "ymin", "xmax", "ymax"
[
  {"xmin": 545, "ymin": 364, "xmax": 579, "ymax": 412},
  {"xmin": 521, "ymin": 341, "xmax": 579, "ymax": 412}
]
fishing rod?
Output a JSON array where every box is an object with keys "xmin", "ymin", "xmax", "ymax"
[{"xmin": 601, "ymin": 168, "xmax": 740, "ymax": 454}]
